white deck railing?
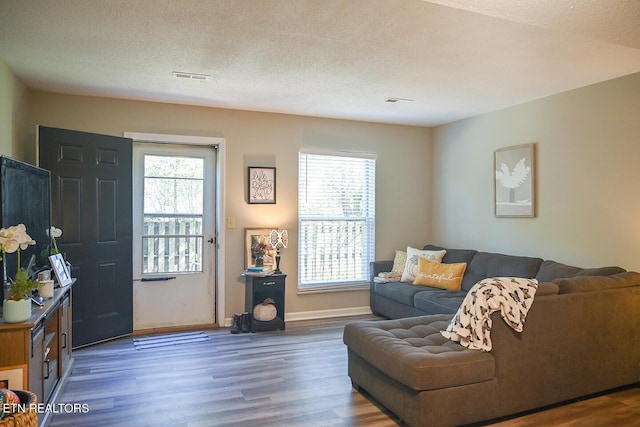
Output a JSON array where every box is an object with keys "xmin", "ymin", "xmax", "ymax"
[{"xmin": 143, "ymin": 214, "xmax": 203, "ymax": 273}]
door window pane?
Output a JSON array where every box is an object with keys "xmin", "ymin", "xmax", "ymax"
[{"xmin": 143, "ymin": 155, "xmax": 204, "ymax": 273}]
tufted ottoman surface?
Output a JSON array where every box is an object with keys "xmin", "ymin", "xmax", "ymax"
[{"xmin": 343, "ymin": 315, "xmax": 495, "ymax": 391}]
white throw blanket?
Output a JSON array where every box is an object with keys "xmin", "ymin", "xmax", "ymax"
[{"xmin": 441, "ymin": 277, "xmax": 538, "ymax": 352}]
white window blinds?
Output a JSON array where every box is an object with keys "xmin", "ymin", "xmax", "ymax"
[{"xmin": 298, "ymin": 151, "xmax": 375, "ymax": 290}]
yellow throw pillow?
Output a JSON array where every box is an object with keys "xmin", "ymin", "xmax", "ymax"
[{"xmin": 413, "ymin": 258, "xmax": 467, "ymax": 291}]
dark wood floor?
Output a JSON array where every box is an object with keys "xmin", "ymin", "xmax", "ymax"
[{"xmin": 50, "ymin": 316, "xmax": 639, "ymax": 426}]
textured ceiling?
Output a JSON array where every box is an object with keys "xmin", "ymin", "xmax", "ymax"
[{"xmin": 1, "ymin": 0, "xmax": 639, "ymax": 126}]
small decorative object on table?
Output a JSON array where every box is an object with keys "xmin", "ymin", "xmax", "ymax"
[
  {"xmin": 0, "ymin": 224, "xmax": 39, "ymax": 323},
  {"xmin": 253, "ymin": 298, "xmax": 277, "ymax": 322},
  {"xmin": 269, "ymin": 229, "xmax": 288, "ymax": 274},
  {"xmin": 38, "ymin": 279, "xmax": 54, "ymax": 299}
]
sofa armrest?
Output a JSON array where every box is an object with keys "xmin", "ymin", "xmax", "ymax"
[
  {"xmin": 369, "ymin": 260, "xmax": 394, "ymax": 314},
  {"xmin": 489, "ymin": 285, "xmax": 640, "ymax": 416},
  {"xmin": 370, "ymin": 260, "xmax": 394, "ymax": 281}
]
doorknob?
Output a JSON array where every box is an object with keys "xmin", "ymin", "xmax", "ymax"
[{"xmin": 207, "ymin": 238, "xmax": 214, "ymax": 244}]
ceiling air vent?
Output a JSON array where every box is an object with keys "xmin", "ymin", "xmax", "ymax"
[
  {"xmin": 172, "ymin": 71, "xmax": 210, "ymax": 81},
  {"xmin": 385, "ymin": 97, "xmax": 414, "ymax": 103}
]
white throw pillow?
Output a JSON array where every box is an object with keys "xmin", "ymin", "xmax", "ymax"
[{"xmin": 401, "ymin": 247, "xmax": 446, "ymax": 282}]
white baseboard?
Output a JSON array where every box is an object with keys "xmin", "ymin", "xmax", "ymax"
[
  {"xmin": 285, "ymin": 306, "xmax": 372, "ymax": 322},
  {"xmin": 223, "ymin": 306, "xmax": 372, "ymax": 327}
]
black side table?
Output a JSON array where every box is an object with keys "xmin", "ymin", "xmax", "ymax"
[{"xmin": 244, "ymin": 273, "xmax": 286, "ymax": 332}]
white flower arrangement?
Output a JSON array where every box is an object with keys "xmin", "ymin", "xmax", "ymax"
[
  {"xmin": 46, "ymin": 225, "xmax": 63, "ymax": 254},
  {"xmin": 0, "ymin": 224, "xmax": 35, "ymax": 256},
  {"xmin": 0, "ymin": 224, "xmax": 38, "ymax": 301}
]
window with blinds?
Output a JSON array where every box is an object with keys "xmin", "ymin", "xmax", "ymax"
[{"xmin": 298, "ymin": 151, "xmax": 375, "ymax": 290}]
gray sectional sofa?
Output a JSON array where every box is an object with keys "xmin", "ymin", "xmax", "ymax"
[
  {"xmin": 344, "ymin": 244, "xmax": 640, "ymax": 426},
  {"xmin": 369, "ymin": 244, "xmax": 625, "ymax": 319}
]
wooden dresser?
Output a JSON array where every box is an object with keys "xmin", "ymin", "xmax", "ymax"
[{"xmin": 0, "ymin": 282, "xmax": 74, "ymax": 426}]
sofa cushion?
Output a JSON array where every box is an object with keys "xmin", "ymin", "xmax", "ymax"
[
  {"xmin": 535, "ymin": 282, "xmax": 560, "ymax": 296},
  {"xmin": 401, "ymin": 246, "xmax": 447, "ymax": 282},
  {"xmin": 535, "ymin": 260, "xmax": 625, "ymax": 282},
  {"xmin": 413, "ymin": 289, "xmax": 467, "ymax": 314},
  {"xmin": 343, "ymin": 315, "xmax": 495, "ymax": 391},
  {"xmin": 461, "ymin": 252, "xmax": 543, "ymax": 291},
  {"xmin": 374, "ymin": 281, "xmax": 425, "ymax": 306},
  {"xmin": 413, "ymin": 257, "xmax": 467, "ymax": 290},
  {"xmin": 553, "ymin": 271, "xmax": 640, "ymax": 294},
  {"xmin": 424, "ymin": 244, "xmax": 477, "ymax": 265}
]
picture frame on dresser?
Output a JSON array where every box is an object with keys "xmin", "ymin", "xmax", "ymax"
[{"xmin": 49, "ymin": 253, "xmax": 72, "ymax": 286}]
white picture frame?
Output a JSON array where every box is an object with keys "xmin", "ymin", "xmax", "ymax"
[
  {"xmin": 49, "ymin": 253, "xmax": 72, "ymax": 286},
  {"xmin": 494, "ymin": 143, "xmax": 536, "ymax": 217}
]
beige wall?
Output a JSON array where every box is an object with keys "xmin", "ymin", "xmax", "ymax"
[
  {"xmin": 432, "ymin": 72, "xmax": 640, "ymax": 272},
  {"xmin": 20, "ymin": 66, "xmax": 640, "ymax": 326},
  {"xmin": 28, "ymin": 91, "xmax": 432, "ymax": 323},
  {"xmin": 0, "ymin": 60, "xmax": 29, "ymax": 159}
]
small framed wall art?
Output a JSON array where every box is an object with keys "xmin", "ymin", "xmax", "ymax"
[
  {"xmin": 494, "ymin": 143, "xmax": 536, "ymax": 217},
  {"xmin": 248, "ymin": 167, "xmax": 276, "ymax": 204}
]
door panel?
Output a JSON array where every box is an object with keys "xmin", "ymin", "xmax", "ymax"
[
  {"xmin": 97, "ymin": 179, "xmax": 117, "ymax": 241},
  {"xmin": 39, "ymin": 126, "xmax": 133, "ymax": 348},
  {"xmin": 60, "ymin": 178, "xmax": 81, "ymax": 243},
  {"xmin": 132, "ymin": 142, "xmax": 216, "ymax": 330}
]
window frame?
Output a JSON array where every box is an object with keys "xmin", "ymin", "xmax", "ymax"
[{"xmin": 297, "ymin": 150, "xmax": 376, "ymax": 292}]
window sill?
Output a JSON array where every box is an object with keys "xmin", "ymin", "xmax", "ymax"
[{"xmin": 297, "ymin": 282, "xmax": 369, "ymax": 295}]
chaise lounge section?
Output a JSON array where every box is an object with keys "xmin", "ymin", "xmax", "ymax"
[{"xmin": 345, "ymin": 245, "xmax": 640, "ymax": 426}]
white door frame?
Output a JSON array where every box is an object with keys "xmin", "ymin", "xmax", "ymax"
[{"xmin": 125, "ymin": 132, "xmax": 226, "ymax": 326}]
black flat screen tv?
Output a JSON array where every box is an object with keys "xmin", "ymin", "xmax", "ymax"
[{"xmin": 0, "ymin": 156, "xmax": 52, "ymax": 300}]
